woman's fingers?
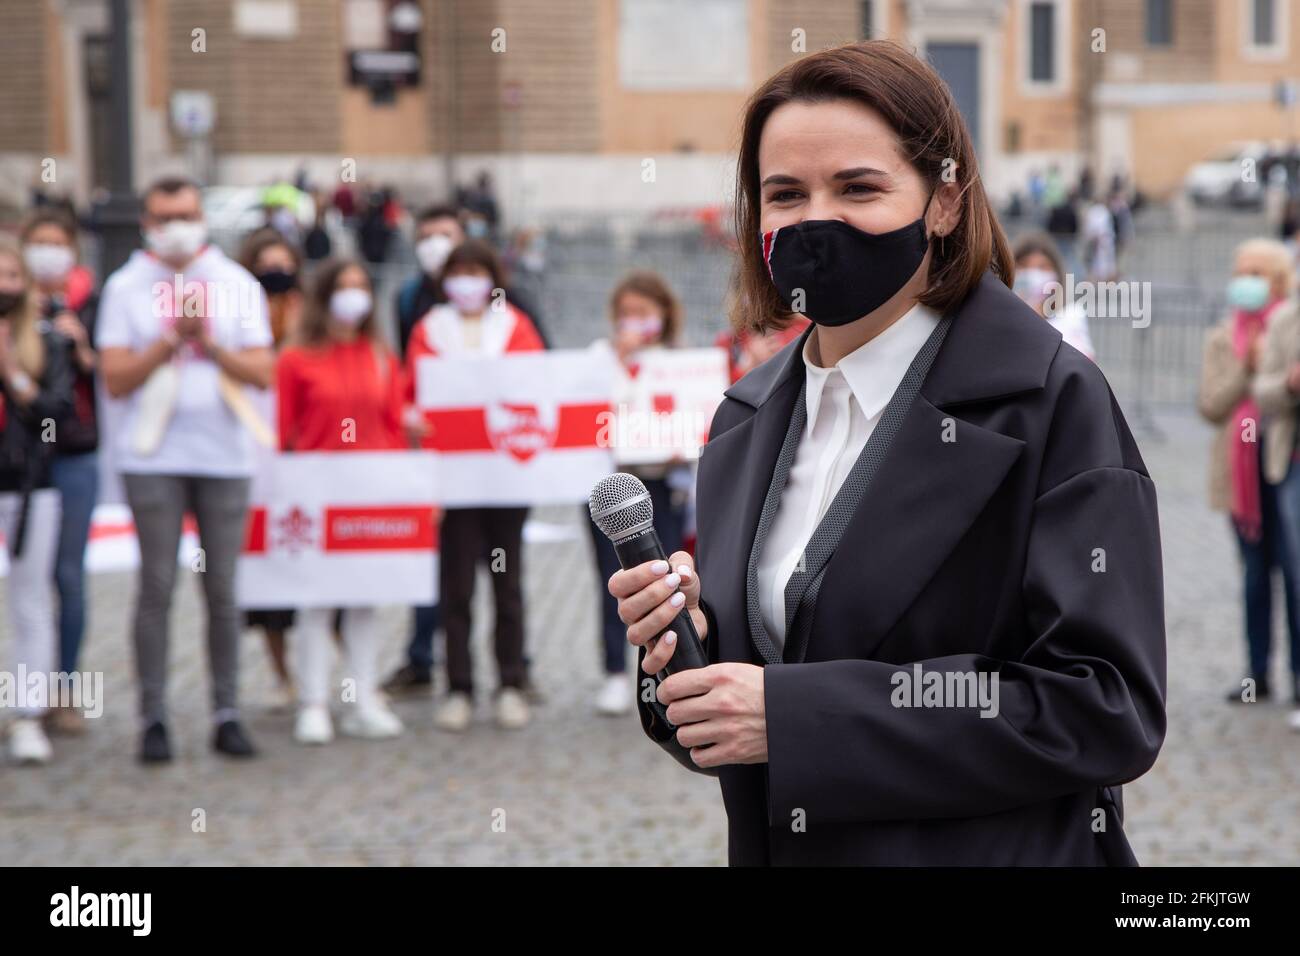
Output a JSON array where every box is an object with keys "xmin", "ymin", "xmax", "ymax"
[
  {"xmin": 626, "ymin": 590, "xmax": 687, "ymax": 646},
  {"xmin": 674, "ymin": 717, "xmax": 725, "ymax": 750},
  {"xmin": 666, "ymin": 551, "xmax": 700, "ymax": 605},
  {"xmin": 611, "ymin": 562, "xmax": 683, "ymax": 628},
  {"xmin": 642, "ymin": 629, "xmax": 677, "ymax": 673},
  {"xmin": 611, "ymin": 555, "xmax": 702, "ymax": 653},
  {"xmin": 607, "ymin": 558, "xmax": 671, "ymax": 599}
]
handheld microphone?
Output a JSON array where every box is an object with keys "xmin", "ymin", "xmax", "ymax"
[{"xmin": 588, "ymin": 472, "xmax": 709, "ymax": 675}]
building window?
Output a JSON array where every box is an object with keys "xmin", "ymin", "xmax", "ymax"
[
  {"xmin": 1243, "ymin": 0, "xmax": 1287, "ymax": 59},
  {"xmin": 1146, "ymin": 0, "xmax": 1174, "ymax": 47},
  {"xmin": 618, "ymin": 0, "xmax": 749, "ymax": 91},
  {"xmin": 860, "ymin": 0, "xmax": 885, "ymax": 39},
  {"xmin": 1029, "ymin": 2, "xmax": 1055, "ymax": 82},
  {"xmin": 1021, "ymin": 0, "xmax": 1066, "ymax": 94},
  {"xmin": 1254, "ymin": 0, "xmax": 1277, "ymax": 46}
]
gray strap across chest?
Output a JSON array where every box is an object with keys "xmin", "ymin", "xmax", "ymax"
[{"xmin": 745, "ymin": 315, "xmax": 952, "ymax": 665}]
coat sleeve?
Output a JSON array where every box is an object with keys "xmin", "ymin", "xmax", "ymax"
[
  {"xmin": 21, "ymin": 332, "xmax": 75, "ymax": 427},
  {"xmin": 764, "ymin": 366, "xmax": 1167, "ymax": 825},
  {"xmin": 1253, "ymin": 311, "xmax": 1296, "ymax": 414},
  {"xmin": 635, "ymin": 596, "xmax": 722, "ymax": 778},
  {"xmin": 1198, "ymin": 324, "xmax": 1250, "ymax": 424}
]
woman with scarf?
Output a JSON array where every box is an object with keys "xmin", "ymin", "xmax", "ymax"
[{"xmin": 1199, "ymin": 238, "xmax": 1300, "ymax": 719}]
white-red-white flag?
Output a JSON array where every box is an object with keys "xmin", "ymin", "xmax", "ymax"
[
  {"xmin": 416, "ymin": 350, "xmax": 615, "ymax": 506},
  {"xmin": 236, "ymin": 450, "xmax": 439, "ymax": 609},
  {"xmin": 602, "ymin": 346, "xmax": 728, "ymax": 465}
]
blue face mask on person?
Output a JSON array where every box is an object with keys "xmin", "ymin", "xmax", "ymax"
[{"xmin": 1226, "ymin": 275, "xmax": 1272, "ymax": 312}]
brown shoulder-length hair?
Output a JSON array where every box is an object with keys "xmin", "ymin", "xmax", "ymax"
[
  {"xmin": 238, "ymin": 227, "xmax": 303, "ymax": 280},
  {"xmin": 731, "ymin": 40, "xmax": 1013, "ymax": 334},
  {"xmin": 19, "ymin": 207, "xmax": 79, "ymax": 247},
  {"xmin": 1010, "ymin": 230, "xmax": 1067, "ymax": 282},
  {"xmin": 443, "ymin": 238, "xmax": 507, "ymax": 290},
  {"xmin": 295, "ymin": 258, "xmax": 383, "ymax": 349},
  {"xmin": 608, "ymin": 271, "xmax": 683, "ymax": 346}
]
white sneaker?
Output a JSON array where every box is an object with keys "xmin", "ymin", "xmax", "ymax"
[
  {"xmin": 495, "ymin": 687, "xmax": 530, "ymax": 729},
  {"xmin": 294, "ymin": 705, "xmax": 334, "ymax": 745},
  {"xmin": 1288, "ymin": 708, "xmax": 1300, "ymax": 732},
  {"xmin": 340, "ymin": 703, "xmax": 404, "ymax": 739},
  {"xmin": 595, "ymin": 674, "xmax": 632, "ymax": 716},
  {"xmin": 9, "ymin": 718, "xmax": 53, "ymax": 764},
  {"xmin": 435, "ymin": 692, "xmax": 473, "ymax": 732}
]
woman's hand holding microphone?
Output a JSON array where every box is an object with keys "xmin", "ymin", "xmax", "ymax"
[{"xmin": 608, "ymin": 553, "xmax": 768, "ymax": 768}]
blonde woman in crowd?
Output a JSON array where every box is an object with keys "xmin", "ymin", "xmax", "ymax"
[
  {"xmin": 0, "ymin": 237, "xmax": 74, "ymax": 764},
  {"xmin": 1247, "ymin": 238, "xmax": 1300, "ymax": 730},
  {"xmin": 1199, "ymin": 237, "xmax": 1300, "ymax": 726}
]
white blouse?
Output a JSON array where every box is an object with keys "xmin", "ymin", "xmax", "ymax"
[{"xmin": 755, "ymin": 302, "xmax": 941, "ymax": 653}]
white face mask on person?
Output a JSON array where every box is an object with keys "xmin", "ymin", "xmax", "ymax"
[
  {"xmin": 416, "ymin": 234, "xmax": 455, "ymax": 276},
  {"xmin": 1013, "ymin": 268, "xmax": 1057, "ymax": 309},
  {"xmin": 329, "ymin": 287, "xmax": 372, "ymax": 326},
  {"xmin": 442, "ymin": 275, "xmax": 494, "ymax": 313},
  {"xmin": 616, "ymin": 314, "xmax": 664, "ymax": 341},
  {"xmin": 23, "ymin": 244, "xmax": 76, "ymax": 283},
  {"xmin": 144, "ymin": 220, "xmax": 208, "ymax": 262}
]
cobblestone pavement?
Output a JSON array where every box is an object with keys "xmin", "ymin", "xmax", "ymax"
[{"xmin": 2, "ymin": 407, "xmax": 1298, "ymax": 866}]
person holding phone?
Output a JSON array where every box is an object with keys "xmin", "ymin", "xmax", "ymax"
[
  {"xmin": 20, "ymin": 209, "xmax": 99, "ymax": 737},
  {"xmin": 0, "ymin": 236, "xmax": 74, "ymax": 764}
]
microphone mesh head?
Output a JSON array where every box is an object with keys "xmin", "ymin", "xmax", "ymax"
[{"xmin": 589, "ymin": 473, "xmax": 655, "ymax": 542}]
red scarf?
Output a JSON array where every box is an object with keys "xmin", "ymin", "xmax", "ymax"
[{"xmin": 1229, "ymin": 299, "xmax": 1282, "ymax": 541}]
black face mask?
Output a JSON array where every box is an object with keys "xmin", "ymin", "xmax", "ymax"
[
  {"xmin": 0, "ymin": 291, "xmax": 23, "ymax": 317},
  {"xmin": 762, "ymin": 207, "xmax": 932, "ymax": 326},
  {"xmin": 256, "ymin": 269, "xmax": 298, "ymax": 296}
]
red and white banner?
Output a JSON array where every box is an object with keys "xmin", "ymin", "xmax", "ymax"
[
  {"xmin": 236, "ymin": 450, "xmax": 439, "ymax": 609},
  {"xmin": 605, "ymin": 347, "xmax": 728, "ymax": 465},
  {"xmin": 416, "ymin": 349, "xmax": 615, "ymax": 506}
]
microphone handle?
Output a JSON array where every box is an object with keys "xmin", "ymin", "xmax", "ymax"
[{"xmin": 613, "ymin": 527, "xmax": 710, "ymax": 674}]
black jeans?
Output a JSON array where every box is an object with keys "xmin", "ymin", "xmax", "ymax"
[
  {"xmin": 1232, "ymin": 456, "xmax": 1300, "ymax": 682},
  {"xmin": 440, "ymin": 506, "xmax": 529, "ymax": 695}
]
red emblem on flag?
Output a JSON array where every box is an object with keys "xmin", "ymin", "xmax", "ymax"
[
  {"xmin": 484, "ymin": 401, "xmax": 558, "ymax": 463},
  {"xmin": 274, "ymin": 506, "xmax": 315, "ymax": 552}
]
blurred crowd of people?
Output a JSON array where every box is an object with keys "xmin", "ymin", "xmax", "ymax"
[
  {"xmin": 8, "ymin": 166, "xmax": 1299, "ymax": 768},
  {"xmin": 1007, "ymin": 164, "xmax": 1137, "ymax": 284},
  {"xmin": 0, "ymin": 174, "xmax": 799, "ymax": 766}
]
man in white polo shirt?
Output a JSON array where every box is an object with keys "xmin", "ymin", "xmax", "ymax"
[{"xmin": 96, "ymin": 176, "xmax": 273, "ymax": 763}]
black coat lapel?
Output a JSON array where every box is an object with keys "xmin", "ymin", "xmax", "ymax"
[
  {"xmin": 695, "ymin": 368, "xmax": 803, "ymax": 667},
  {"xmin": 780, "ymin": 316, "xmax": 951, "ymax": 662},
  {"xmin": 702, "ymin": 271, "xmax": 1059, "ymax": 668},
  {"xmin": 799, "ymin": 393, "xmax": 1025, "ymax": 662}
]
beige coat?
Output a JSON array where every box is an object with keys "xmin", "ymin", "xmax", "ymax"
[{"xmin": 1197, "ymin": 300, "xmax": 1300, "ymax": 512}]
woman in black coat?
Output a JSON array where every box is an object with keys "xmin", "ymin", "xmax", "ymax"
[{"xmin": 608, "ymin": 41, "xmax": 1166, "ymax": 866}]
